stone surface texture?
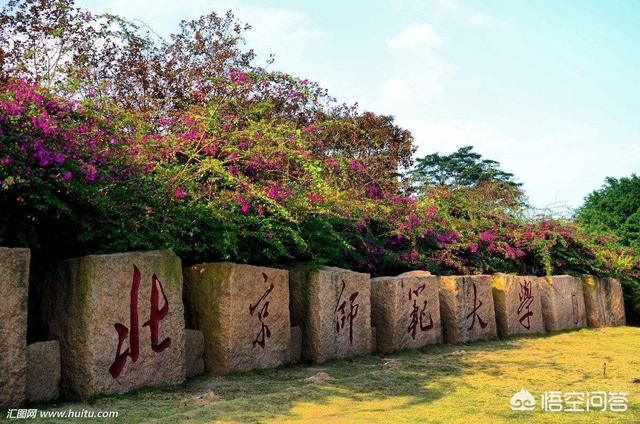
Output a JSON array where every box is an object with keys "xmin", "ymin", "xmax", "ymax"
[
  {"xmin": 184, "ymin": 263, "xmax": 290, "ymax": 375},
  {"xmin": 0, "ymin": 247, "xmax": 30, "ymax": 407},
  {"xmin": 185, "ymin": 329, "xmax": 205, "ymax": 378},
  {"xmin": 26, "ymin": 341, "xmax": 61, "ymax": 403},
  {"xmin": 371, "ymin": 274, "xmax": 441, "ymax": 353},
  {"xmin": 538, "ymin": 275, "xmax": 587, "ymax": 332},
  {"xmin": 41, "ymin": 250, "xmax": 186, "ymax": 398},
  {"xmin": 581, "ymin": 275, "xmax": 626, "ymax": 328},
  {"xmin": 289, "ymin": 266, "xmax": 371, "ymax": 363},
  {"xmin": 491, "ymin": 274, "xmax": 545, "ymax": 337},
  {"xmin": 438, "ymin": 275, "xmax": 497, "ymax": 343},
  {"xmin": 288, "ymin": 326, "xmax": 302, "ymax": 364}
]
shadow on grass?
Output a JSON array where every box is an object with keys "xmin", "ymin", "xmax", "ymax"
[
  {"xmin": 29, "ymin": 333, "xmax": 555, "ymax": 423},
  {"xmin": 26, "ymin": 328, "xmax": 630, "ymax": 423}
]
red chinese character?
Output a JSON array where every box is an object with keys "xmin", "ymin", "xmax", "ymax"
[
  {"xmin": 466, "ymin": 283, "xmax": 487, "ymax": 330},
  {"xmin": 143, "ymin": 274, "xmax": 171, "ymax": 352},
  {"xmin": 517, "ymin": 281, "xmax": 534, "ymax": 329},
  {"xmin": 335, "ymin": 280, "xmax": 359, "ymax": 344},
  {"xmin": 109, "ymin": 265, "xmax": 172, "ymax": 378},
  {"xmin": 249, "ymin": 273, "xmax": 274, "ymax": 349},
  {"xmin": 407, "ymin": 284, "xmax": 433, "ymax": 339}
]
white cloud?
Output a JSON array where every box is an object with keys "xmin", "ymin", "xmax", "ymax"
[
  {"xmin": 392, "ymin": 0, "xmax": 495, "ymax": 29},
  {"xmin": 379, "ymin": 62, "xmax": 449, "ymax": 106},
  {"xmin": 388, "ymin": 23, "xmax": 441, "ymax": 49}
]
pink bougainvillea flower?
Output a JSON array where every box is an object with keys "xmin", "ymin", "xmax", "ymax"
[
  {"xmin": 82, "ymin": 164, "xmax": 97, "ymax": 182},
  {"xmin": 174, "ymin": 187, "xmax": 187, "ymax": 199},
  {"xmin": 53, "ymin": 153, "xmax": 65, "ymax": 165},
  {"xmin": 349, "ymin": 159, "xmax": 365, "ymax": 171},
  {"xmin": 479, "ymin": 231, "xmax": 496, "ymax": 242}
]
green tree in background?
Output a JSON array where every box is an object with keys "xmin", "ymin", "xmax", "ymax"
[
  {"xmin": 410, "ymin": 146, "xmax": 521, "ymax": 187},
  {"xmin": 577, "ymin": 174, "xmax": 640, "ymax": 249},
  {"xmin": 410, "ymin": 145, "xmax": 525, "ymax": 211}
]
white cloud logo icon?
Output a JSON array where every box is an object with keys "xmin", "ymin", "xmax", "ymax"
[{"xmin": 510, "ymin": 389, "xmax": 536, "ymax": 411}]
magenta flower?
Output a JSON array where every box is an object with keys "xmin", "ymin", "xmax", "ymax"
[
  {"xmin": 479, "ymin": 231, "xmax": 496, "ymax": 242},
  {"xmin": 62, "ymin": 171, "xmax": 72, "ymax": 181},
  {"xmin": 82, "ymin": 164, "xmax": 97, "ymax": 182},
  {"xmin": 349, "ymin": 159, "xmax": 365, "ymax": 171},
  {"xmin": 53, "ymin": 153, "xmax": 65, "ymax": 165},
  {"xmin": 174, "ymin": 187, "xmax": 187, "ymax": 199}
]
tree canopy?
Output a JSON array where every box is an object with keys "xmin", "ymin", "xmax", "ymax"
[
  {"xmin": 576, "ymin": 174, "xmax": 640, "ymax": 249},
  {"xmin": 410, "ymin": 146, "xmax": 520, "ymax": 187}
]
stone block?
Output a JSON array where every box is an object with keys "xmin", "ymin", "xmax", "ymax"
[
  {"xmin": 0, "ymin": 247, "xmax": 30, "ymax": 407},
  {"xmin": 491, "ymin": 274, "xmax": 545, "ymax": 337},
  {"xmin": 538, "ymin": 275, "xmax": 587, "ymax": 332},
  {"xmin": 581, "ymin": 275, "xmax": 626, "ymax": 327},
  {"xmin": 289, "ymin": 266, "xmax": 371, "ymax": 363},
  {"xmin": 438, "ymin": 275, "xmax": 497, "ymax": 343},
  {"xmin": 41, "ymin": 250, "xmax": 186, "ymax": 398},
  {"xmin": 184, "ymin": 263, "xmax": 290, "ymax": 374},
  {"xmin": 26, "ymin": 341, "xmax": 61, "ymax": 403},
  {"xmin": 371, "ymin": 274, "xmax": 441, "ymax": 353}
]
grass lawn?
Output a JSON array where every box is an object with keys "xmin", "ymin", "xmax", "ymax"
[{"xmin": 19, "ymin": 326, "xmax": 640, "ymax": 423}]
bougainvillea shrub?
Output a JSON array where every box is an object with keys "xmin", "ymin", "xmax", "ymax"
[{"xmin": 1, "ymin": 0, "xmax": 638, "ymax": 321}]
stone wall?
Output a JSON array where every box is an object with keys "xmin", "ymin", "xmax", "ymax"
[{"xmin": 3, "ymin": 242, "xmax": 629, "ymax": 405}]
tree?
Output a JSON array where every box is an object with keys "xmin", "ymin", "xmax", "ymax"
[
  {"xmin": 409, "ymin": 146, "xmax": 524, "ymax": 210},
  {"xmin": 576, "ymin": 175, "xmax": 640, "ymax": 249},
  {"xmin": 410, "ymin": 146, "xmax": 520, "ymax": 187}
]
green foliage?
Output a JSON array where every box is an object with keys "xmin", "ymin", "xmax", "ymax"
[
  {"xmin": 1, "ymin": 0, "xmax": 639, "ymax": 323},
  {"xmin": 576, "ymin": 175, "xmax": 640, "ymax": 249},
  {"xmin": 411, "ymin": 146, "xmax": 521, "ymax": 188}
]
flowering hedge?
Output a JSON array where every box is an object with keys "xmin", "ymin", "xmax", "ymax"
[
  {"xmin": 1, "ymin": 0, "xmax": 639, "ymax": 321},
  {"xmin": 2, "ymin": 79, "xmax": 638, "ymax": 281}
]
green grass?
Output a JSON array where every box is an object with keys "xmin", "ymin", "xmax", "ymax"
[{"xmin": 18, "ymin": 327, "xmax": 640, "ymax": 423}]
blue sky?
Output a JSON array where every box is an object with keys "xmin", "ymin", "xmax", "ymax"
[{"xmin": 78, "ymin": 0, "xmax": 640, "ymax": 211}]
